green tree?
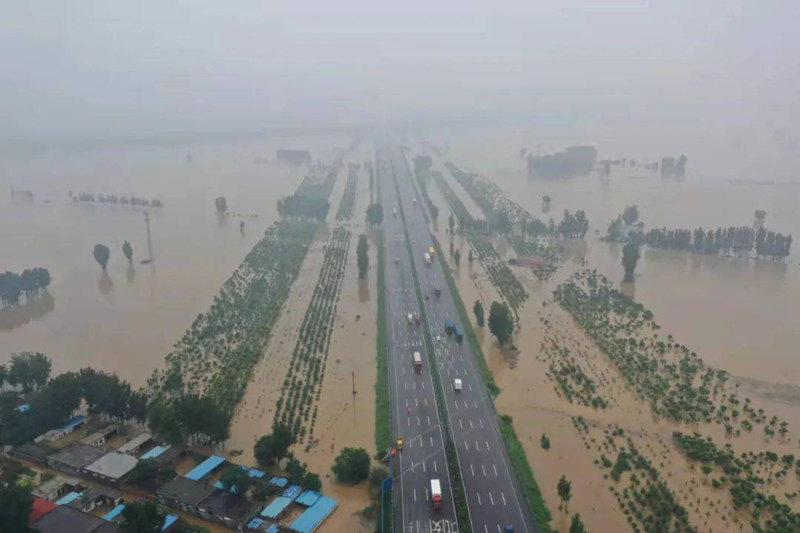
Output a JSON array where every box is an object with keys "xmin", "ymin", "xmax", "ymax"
[
  {"xmin": 286, "ymin": 457, "xmax": 307, "ymax": 486},
  {"xmin": 488, "ymin": 301, "xmax": 513, "ymax": 345},
  {"xmin": 215, "ymin": 196, "xmax": 228, "ymax": 213},
  {"xmin": 366, "ymin": 203, "xmax": 384, "ymax": 226},
  {"xmin": 254, "ymin": 422, "xmax": 295, "ymax": 468},
  {"xmin": 93, "ymin": 244, "xmax": 110, "ymax": 270},
  {"xmin": 0, "ymin": 479, "xmax": 33, "ymax": 533},
  {"xmin": 557, "ymin": 474, "xmax": 572, "ymax": 512},
  {"xmin": 302, "ymin": 471, "xmax": 322, "ymax": 491},
  {"xmin": 448, "ymin": 213, "xmax": 455, "ymax": 233},
  {"xmin": 569, "ymin": 513, "xmax": 587, "ymax": 533},
  {"xmin": 540, "ymin": 434, "xmax": 550, "ymax": 450},
  {"xmin": 121, "ymin": 500, "xmax": 164, "ymax": 533},
  {"xmin": 496, "ymin": 212, "xmax": 512, "ymax": 235},
  {"xmin": 220, "ymin": 466, "xmax": 252, "ymax": 495},
  {"xmin": 332, "ymin": 447, "xmax": 371, "ymax": 484},
  {"xmin": 0, "ymin": 364, "xmax": 7, "ymax": 388},
  {"xmin": 8, "ymin": 352, "xmax": 51, "ymax": 392},
  {"xmin": 473, "ymin": 300, "xmax": 485, "ymax": 327},
  {"xmin": 542, "ymin": 195, "xmax": 552, "ymax": 212},
  {"xmin": 621, "ymin": 242, "xmax": 640, "ymax": 282},
  {"xmin": 468, "ymin": 249, "xmax": 474, "ymax": 264},
  {"xmin": 357, "ymin": 234, "xmax": 369, "ymax": 279},
  {"xmin": 454, "ymin": 249, "xmax": 461, "ymax": 266},
  {"xmin": 123, "ymin": 241, "xmax": 134, "ymax": 264}
]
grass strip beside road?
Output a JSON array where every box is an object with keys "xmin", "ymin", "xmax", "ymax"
[
  {"xmin": 375, "ymin": 229, "xmax": 391, "ymax": 456},
  {"xmin": 430, "ymin": 236, "xmax": 500, "ymax": 396},
  {"xmin": 499, "ymin": 415, "xmax": 554, "ymax": 532}
]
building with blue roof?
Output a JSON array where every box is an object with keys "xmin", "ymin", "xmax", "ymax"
[
  {"xmin": 141, "ymin": 445, "xmax": 169, "ymax": 460},
  {"xmin": 260, "ymin": 496, "xmax": 293, "ymax": 520},
  {"xmin": 295, "ymin": 490, "xmax": 321, "ymax": 507},
  {"xmin": 281, "ymin": 484, "xmax": 303, "ymax": 500},
  {"xmin": 162, "ymin": 514, "xmax": 179, "ymax": 531},
  {"xmin": 268, "ymin": 476, "xmax": 288, "ymax": 488},
  {"xmin": 289, "ymin": 496, "xmax": 338, "ymax": 533},
  {"xmin": 102, "ymin": 503, "xmax": 126, "ymax": 521},
  {"xmin": 55, "ymin": 491, "xmax": 82, "ymax": 506},
  {"xmin": 184, "ymin": 455, "xmax": 226, "ymax": 481}
]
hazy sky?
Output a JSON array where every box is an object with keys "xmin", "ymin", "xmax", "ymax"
[{"xmin": 1, "ymin": 0, "xmax": 797, "ymax": 140}]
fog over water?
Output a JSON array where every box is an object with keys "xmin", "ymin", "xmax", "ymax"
[{"xmin": 2, "ymin": 3, "xmax": 799, "ymax": 390}]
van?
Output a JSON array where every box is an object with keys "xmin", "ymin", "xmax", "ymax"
[
  {"xmin": 413, "ymin": 351, "xmax": 422, "ymax": 371},
  {"xmin": 454, "ymin": 378, "xmax": 463, "ymax": 392}
]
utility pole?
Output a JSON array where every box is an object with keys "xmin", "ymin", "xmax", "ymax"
[{"xmin": 145, "ymin": 211, "xmax": 154, "ymax": 262}]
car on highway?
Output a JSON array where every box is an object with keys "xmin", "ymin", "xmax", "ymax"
[
  {"xmin": 407, "ymin": 313, "xmax": 413, "ymax": 324},
  {"xmin": 454, "ymin": 378, "xmax": 462, "ymax": 392},
  {"xmin": 413, "ymin": 351, "xmax": 422, "ymax": 372}
]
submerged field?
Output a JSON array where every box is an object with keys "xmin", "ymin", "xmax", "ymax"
[{"xmin": 414, "ymin": 133, "xmax": 800, "ymax": 532}]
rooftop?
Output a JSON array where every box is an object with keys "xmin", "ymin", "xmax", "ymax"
[
  {"xmin": 260, "ymin": 496, "xmax": 293, "ymax": 520},
  {"xmin": 80, "ymin": 425, "xmax": 118, "ymax": 445},
  {"xmin": 198, "ymin": 490, "xmax": 254, "ymax": 521},
  {"xmin": 48, "ymin": 443, "xmax": 106, "ymax": 470},
  {"xmin": 28, "ymin": 497, "xmax": 58, "ymax": 525},
  {"xmin": 185, "ymin": 455, "xmax": 226, "ymax": 481},
  {"xmin": 12, "ymin": 441, "xmax": 50, "ymax": 461},
  {"xmin": 140, "ymin": 445, "xmax": 168, "ymax": 460},
  {"xmin": 31, "ymin": 505, "xmax": 119, "ymax": 533},
  {"xmin": 289, "ymin": 496, "xmax": 338, "ymax": 533},
  {"xmin": 116, "ymin": 433, "xmax": 152, "ymax": 455},
  {"xmin": 84, "ymin": 452, "xmax": 139, "ymax": 480},
  {"xmin": 158, "ymin": 477, "xmax": 216, "ymax": 507}
]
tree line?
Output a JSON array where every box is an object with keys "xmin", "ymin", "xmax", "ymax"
[
  {"xmin": 643, "ymin": 226, "xmax": 792, "ymax": 260},
  {"xmin": 72, "ymin": 192, "xmax": 163, "ymax": 207},
  {"xmin": 0, "ymin": 357, "xmax": 149, "ymax": 445},
  {"xmin": 0, "ymin": 268, "xmax": 51, "ymax": 307}
]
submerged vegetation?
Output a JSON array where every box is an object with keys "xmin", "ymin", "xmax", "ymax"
[
  {"xmin": 0, "ymin": 268, "xmax": 51, "ymax": 307},
  {"xmin": 335, "ymin": 163, "xmax": 359, "ymax": 221},
  {"xmin": 277, "ymin": 159, "xmax": 342, "ymax": 220},
  {"xmin": 274, "ymin": 227, "xmax": 351, "ymax": 446},
  {"xmin": 555, "ymin": 269, "xmax": 789, "ymax": 436},
  {"xmin": 148, "ymin": 220, "xmax": 319, "ymax": 420}
]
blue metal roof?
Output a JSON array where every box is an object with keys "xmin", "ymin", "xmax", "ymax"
[
  {"xmin": 260, "ymin": 496, "xmax": 293, "ymax": 519},
  {"xmin": 162, "ymin": 514, "xmax": 178, "ymax": 531},
  {"xmin": 102, "ymin": 503, "xmax": 126, "ymax": 521},
  {"xmin": 268, "ymin": 476, "xmax": 288, "ymax": 487},
  {"xmin": 185, "ymin": 455, "xmax": 226, "ymax": 480},
  {"xmin": 295, "ymin": 490, "xmax": 321, "ymax": 507},
  {"xmin": 247, "ymin": 467, "xmax": 266, "ymax": 479},
  {"xmin": 57, "ymin": 415, "xmax": 87, "ymax": 432},
  {"xmin": 56, "ymin": 491, "xmax": 82, "ymax": 505},
  {"xmin": 14, "ymin": 403, "xmax": 30, "ymax": 413},
  {"xmin": 289, "ymin": 496, "xmax": 338, "ymax": 533},
  {"xmin": 140, "ymin": 445, "xmax": 169, "ymax": 460},
  {"xmin": 247, "ymin": 517, "xmax": 265, "ymax": 530},
  {"xmin": 266, "ymin": 525, "xmax": 280, "ymax": 533},
  {"xmin": 282, "ymin": 485, "xmax": 303, "ymax": 500}
]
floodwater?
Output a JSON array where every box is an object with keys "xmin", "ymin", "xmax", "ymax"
[
  {"xmin": 419, "ymin": 129, "xmax": 800, "ymax": 532},
  {"xmin": 431, "ymin": 127, "xmax": 800, "ymax": 387},
  {"xmin": 0, "ymin": 132, "xmax": 349, "ymax": 386}
]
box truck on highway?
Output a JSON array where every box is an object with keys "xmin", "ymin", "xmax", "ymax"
[
  {"xmin": 424, "ymin": 252, "xmax": 431, "ymax": 264},
  {"xmin": 430, "ymin": 479, "xmax": 442, "ymax": 510},
  {"xmin": 413, "ymin": 351, "xmax": 422, "ymax": 372},
  {"xmin": 454, "ymin": 324, "xmax": 464, "ymax": 343}
]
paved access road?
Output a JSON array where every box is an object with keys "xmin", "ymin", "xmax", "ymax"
[
  {"xmin": 382, "ymin": 143, "xmax": 537, "ymax": 533},
  {"xmin": 379, "ymin": 146, "xmax": 459, "ymax": 533}
]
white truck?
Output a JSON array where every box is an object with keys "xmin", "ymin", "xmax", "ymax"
[
  {"xmin": 407, "ymin": 313, "xmax": 413, "ymax": 325},
  {"xmin": 424, "ymin": 252, "xmax": 431, "ymax": 265},
  {"xmin": 454, "ymin": 378, "xmax": 463, "ymax": 392},
  {"xmin": 430, "ymin": 479, "xmax": 442, "ymax": 510},
  {"xmin": 413, "ymin": 351, "xmax": 422, "ymax": 372}
]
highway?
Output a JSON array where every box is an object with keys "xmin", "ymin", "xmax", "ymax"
[
  {"xmin": 380, "ymin": 143, "xmax": 536, "ymax": 533},
  {"xmin": 379, "ymin": 146, "xmax": 459, "ymax": 533}
]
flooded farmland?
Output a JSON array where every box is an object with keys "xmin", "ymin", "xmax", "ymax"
[{"xmin": 0, "ymin": 133, "xmax": 348, "ymax": 386}]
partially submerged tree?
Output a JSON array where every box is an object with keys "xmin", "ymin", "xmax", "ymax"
[
  {"xmin": 7, "ymin": 352, "xmax": 51, "ymax": 393},
  {"xmin": 621, "ymin": 242, "xmax": 640, "ymax": 282},
  {"xmin": 357, "ymin": 234, "xmax": 369, "ymax": 279},
  {"xmin": 557, "ymin": 474, "xmax": 572, "ymax": 512},
  {"xmin": 366, "ymin": 203, "xmax": 384, "ymax": 226},
  {"xmin": 332, "ymin": 447, "xmax": 371, "ymax": 484},
  {"xmin": 215, "ymin": 196, "xmax": 228, "ymax": 213},
  {"xmin": 0, "ymin": 477, "xmax": 33, "ymax": 533},
  {"xmin": 93, "ymin": 244, "xmax": 110, "ymax": 270},
  {"xmin": 569, "ymin": 513, "xmax": 587, "ymax": 533},
  {"xmin": 488, "ymin": 301, "xmax": 513, "ymax": 345},
  {"xmin": 123, "ymin": 241, "xmax": 134, "ymax": 264},
  {"xmin": 473, "ymin": 300, "xmax": 485, "ymax": 327}
]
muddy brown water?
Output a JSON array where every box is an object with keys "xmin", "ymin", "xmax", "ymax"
[
  {"xmin": 0, "ymin": 134, "xmax": 349, "ymax": 386},
  {"xmin": 419, "ymin": 131, "xmax": 800, "ymax": 531}
]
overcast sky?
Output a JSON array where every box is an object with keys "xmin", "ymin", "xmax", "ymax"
[{"xmin": 1, "ymin": 0, "xmax": 797, "ymax": 140}]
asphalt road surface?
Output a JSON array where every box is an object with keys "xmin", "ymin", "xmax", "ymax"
[
  {"xmin": 380, "ymin": 146, "xmax": 459, "ymax": 533},
  {"xmin": 380, "ymin": 144, "xmax": 536, "ymax": 533}
]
